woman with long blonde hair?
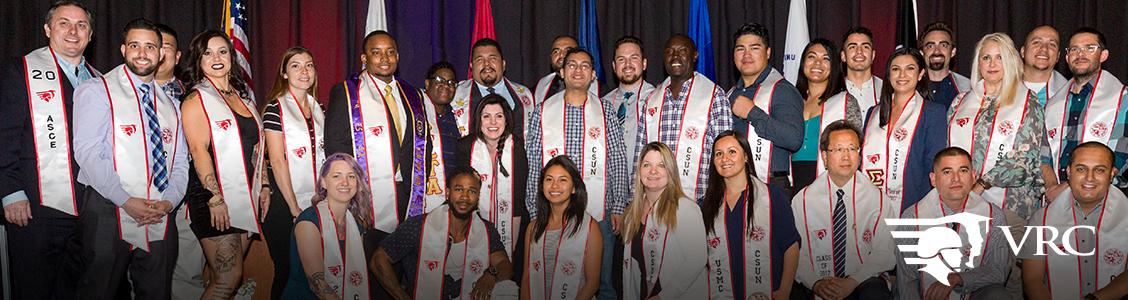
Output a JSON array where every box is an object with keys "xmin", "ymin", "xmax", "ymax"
[{"xmin": 620, "ymin": 142, "xmax": 707, "ymax": 299}]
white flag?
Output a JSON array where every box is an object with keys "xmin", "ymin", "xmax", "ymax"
[
  {"xmin": 782, "ymin": 0, "xmax": 809, "ymax": 84},
  {"xmin": 365, "ymin": 0, "xmax": 387, "ymax": 34}
]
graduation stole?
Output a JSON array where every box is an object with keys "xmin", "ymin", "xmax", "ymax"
[
  {"xmin": 1044, "ymin": 70, "xmax": 1128, "ymax": 172},
  {"xmin": 1041, "ymin": 188, "xmax": 1128, "ymax": 300},
  {"xmin": 948, "ymin": 83, "xmax": 1032, "ymax": 209},
  {"xmin": 197, "ymin": 78, "xmax": 263, "ymax": 233},
  {"xmin": 643, "ymin": 72, "xmax": 717, "ymax": 199},
  {"xmin": 539, "ymin": 92, "xmax": 609, "ymax": 221},
  {"xmin": 706, "ymin": 178, "xmax": 774, "ymax": 299},
  {"xmin": 277, "ymin": 90, "xmax": 325, "ymax": 210},
  {"xmin": 622, "ymin": 200, "xmax": 672, "ymax": 299},
  {"xmin": 415, "ymin": 205, "xmax": 490, "ymax": 299},
  {"xmin": 861, "ymin": 92, "xmax": 924, "ymax": 211},
  {"xmin": 815, "ymin": 92, "xmax": 852, "ymax": 173},
  {"xmin": 528, "ymin": 213, "xmax": 594, "ymax": 300},
  {"xmin": 315, "ymin": 201, "xmax": 371, "ymax": 300},
  {"xmin": 912, "ymin": 191, "xmax": 995, "ymax": 300},
  {"xmin": 732, "ymin": 68, "xmax": 786, "ymax": 184},
  {"xmin": 469, "ymin": 138, "xmax": 520, "ymax": 258},
  {"xmin": 422, "ymin": 98, "xmax": 448, "ymax": 213},
  {"xmin": 797, "ymin": 172, "xmax": 884, "ymax": 281}
]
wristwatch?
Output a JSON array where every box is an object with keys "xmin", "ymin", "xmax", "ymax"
[{"xmin": 486, "ymin": 266, "xmax": 499, "ymax": 276}]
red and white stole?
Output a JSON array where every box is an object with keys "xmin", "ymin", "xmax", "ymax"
[
  {"xmin": 731, "ymin": 69, "xmax": 785, "ymax": 183},
  {"xmin": 540, "ymin": 92, "xmax": 609, "ymax": 221},
  {"xmin": 422, "ymin": 98, "xmax": 448, "ymax": 213},
  {"xmin": 197, "ymin": 78, "xmax": 263, "ymax": 233},
  {"xmin": 315, "ymin": 201, "xmax": 371, "ymax": 300},
  {"xmin": 346, "ymin": 73, "xmax": 401, "ymax": 233},
  {"xmin": 1044, "ymin": 70, "xmax": 1127, "ymax": 173},
  {"xmin": 847, "ymin": 76, "xmax": 882, "ymax": 116},
  {"xmin": 861, "ymin": 93, "xmax": 924, "ymax": 211},
  {"xmin": 912, "ymin": 191, "xmax": 995, "ymax": 300},
  {"xmin": 706, "ymin": 178, "xmax": 774, "ymax": 299},
  {"xmin": 815, "ymin": 92, "xmax": 852, "ymax": 173},
  {"xmin": 795, "ymin": 172, "xmax": 884, "ymax": 284},
  {"xmin": 470, "ymin": 138, "xmax": 520, "ymax": 258},
  {"xmin": 104, "ymin": 65, "xmax": 179, "ymax": 251},
  {"xmin": 622, "ymin": 198, "xmax": 674, "ymax": 299},
  {"xmin": 22, "ymin": 46, "xmax": 97, "ymax": 215},
  {"xmin": 415, "ymin": 205, "xmax": 490, "ymax": 299},
  {"xmin": 643, "ymin": 72, "xmax": 718, "ymax": 198},
  {"xmin": 451, "ymin": 79, "xmax": 536, "ymax": 137},
  {"xmin": 1041, "ymin": 188, "xmax": 1128, "ymax": 300},
  {"xmin": 528, "ymin": 213, "xmax": 594, "ymax": 300},
  {"xmin": 948, "ymin": 82, "xmax": 1032, "ymax": 209},
  {"xmin": 277, "ymin": 90, "xmax": 325, "ymax": 210}
]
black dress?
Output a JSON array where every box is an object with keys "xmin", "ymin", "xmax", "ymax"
[{"xmin": 187, "ymin": 112, "xmax": 259, "ymax": 239}]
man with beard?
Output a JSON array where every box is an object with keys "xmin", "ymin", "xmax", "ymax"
[
  {"xmin": 918, "ymin": 22, "xmax": 971, "ymax": 108},
  {"xmin": 602, "ymin": 35, "xmax": 654, "ymax": 170},
  {"xmin": 72, "ymin": 18, "xmax": 188, "ymax": 298},
  {"xmin": 422, "ymin": 61, "xmax": 459, "ymax": 211},
  {"xmin": 1042, "ymin": 27, "xmax": 1128, "ymax": 201},
  {"xmin": 841, "ymin": 27, "xmax": 883, "ymax": 114},
  {"xmin": 450, "ymin": 38, "xmax": 535, "ymax": 137},
  {"xmin": 1020, "ymin": 25, "xmax": 1068, "ymax": 106},
  {"xmin": 370, "ymin": 168, "xmax": 515, "ymax": 299},
  {"xmin": 635, "ymin": 34, "xmax": 733, "ymax": 201},
  {"xmin": 0, "ymin": 2, "xmax": 100, "ymax": 298},
  {"xmin": 534, "ymin": 35, "xmax": 598, "ymax": 104}
]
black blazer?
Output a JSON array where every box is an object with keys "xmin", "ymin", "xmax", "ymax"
[{"xmin": 0, "ymin": 56, "xmax": 89, "ymax": 221}]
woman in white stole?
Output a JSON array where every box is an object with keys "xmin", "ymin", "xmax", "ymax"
[
  {"xmin": 794, "ymin": 39, "xmax": 863, "ymax": 190},
  {"xmin": 260, "ymin": 47, "xmax": 326, "ymax": 298},
  {"xmin": 947, "ymin": 33, "xmax": 1046, "ymax": 231},
  {"xmin": 700, "ymin": 132, "xmax": 800, "ymax": 299},
  {"xmin": 181, "ymin": 30, "xmax": 266, "ymax": 298},
  {"xmin": 521, "ymin": 156, "xmax": 603, "ymax": 299},
  {"xmin": 285, "ymin": 154, "xmax": 377, "ymax": 299},
  {"xmin": 621, "ymin": 142, "xmax": 707, "ymax": 299}
]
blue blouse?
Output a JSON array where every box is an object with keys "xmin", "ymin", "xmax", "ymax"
[
  {"xmin": 863, "ymin": 101, "xmax": 950, "ymax": 213},
  {"xmin": 794, "ymin": 116, "xmax": 822, "ymax": 162},
  {"xmin": 724, "ymin": 185, "xmax": 801, "ymax": 296}
]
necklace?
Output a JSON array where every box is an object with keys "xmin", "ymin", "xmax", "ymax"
[{"xmin": 217, "ymin": 87, "xmax": 236, "ymax": 96}]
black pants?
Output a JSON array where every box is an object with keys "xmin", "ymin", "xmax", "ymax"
[
  {"xmin": 77, "ymin": 190, "xmax": 178, "ymax": 299},
  {"xmin": 769, "ymin": 172, "xmax": 796, "ymax": 198},
  {"xmin": 5, "ymin": 216, "xmax": 81, "ymax": 299},
  {"xmin": 792, "ymin": 276, "xmax": 892, "ymax": 299},
  {"xmin": 261, "ymin": 190, "xmax": 296, "ymax": 298}
]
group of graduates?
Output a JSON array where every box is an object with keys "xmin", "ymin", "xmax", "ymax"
[{"xmin": 5, "ymin": 1, "xmax": 1128, "ymax": 300}]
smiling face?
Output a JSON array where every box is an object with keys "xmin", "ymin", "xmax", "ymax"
[
  {"xmin": 613, "ymin": 42, "xmax": 647, "ymax": 85},
  {"xmin": 562, "ymin": 51, "xmax": 595, "ymax": 91},
  {"xmin": 121, "ymin": 29, "xmax": 162, "ymax": 78},
  {"xmin": 542, "ymin": 165, "xmax": 575, "ymax": 207},
  {"xmin": 550, "ymin": 37, "xmax": 579, "ymax": 72},
  {"xmin": 733, "ymin": 33, "xmax": 770, "ymax": 78},
  {"xmin": 200, "ymin": 36, "xmax": 232, "ymax": 80},
  {"xmin": 361, "ymin": 34, "xmax": 398, "ymax": 82},
  {"xmin": 321, "ymin": 160, "xmax": 359, "ymax": 203},
  {"xmin": 447, "ymin": 173, "xmax": 482, "ymax": 217},
  {"xmin": 284, "ymin": 52, "xmax": 316, "ymax": 93},
  {"xmin": 977, "ymin": 41, "xmax": 1005, "ymax": 86},
  {"xmin": 930, "ymin": 155, "xmax": 976, "ymax": 202},
  {"xmin": 479, "ymin": 103, "xmax": 506, "ymax": 143},
  {"xmin": 639, "ymin": 150, "xmax": 670, "ymax": 193},
  {"xmin": 712, "ymin": 136, "xmax": 747, "ymax": 179},
  {"xmin": 664, "ymin": 36, "xmax": 697, "ymax": 79},
  {"xmin": 1067, "ymin": 146, "xmax": 1116, "ymax": 205},
  {"xmin": 1021, "ymin": 26, "xmax": 1060, "ymax": 72},
  {"xmin": 888, "ymin": 54, "xmax": 925, "ymax": 95},
  {"xmin": 821, "ymin": 129, "xmax": 862, "ymax": 179},
  {"xmin": 802, "ymin": 43, "xmax": 831, "ymax": 83},
  {"xmin": 157, "ymin": 32, "xmax": 180, "ymax": 79},
  {"xmin": 425, "ymin": 67, "xmax": 456, "ymax": 105},
  {"xmin": 472, "ymin": 44, "xmax": 505, "ymax": 86},
  {"xmin": 44, "ymin": 5, "xmax": 92, "ymax": 62},
  {"xmin": 921, "ymin": 30, "xmax": 956, "ymax": 71},
  {"xmin": 842, "ymin": 33, "xmax": 875, "ymax": 72}
]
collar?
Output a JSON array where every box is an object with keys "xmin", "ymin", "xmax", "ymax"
[
  {"xmin": 739, "ymin": 68, "xmax": 773, "ymax": 89},
  {"xmin": 476, "ymin": 79, "xmax": 508, "ymax": 93},
  {"xmin": 846, "ymin": 76, "xmax": 875, "ymax": 89},
  {"xmin": 1072, "ymin": 197, "xmax": 1106, "ymax": 216},
  {"xmin": 55, "ymin": 55, "xmax": 87, "ymax": 73},
  {"xmin": 371, "ymin": 74, "xmax": 398, "ymax": 91}
]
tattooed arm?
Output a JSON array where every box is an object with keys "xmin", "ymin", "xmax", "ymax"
[
  {"xmin": 294, "ymin": 220, "xmax": 342, "ymax": 300},
  {"xmin": 182, "ymin": 93, "xmax": 232, "ymax": 230}
]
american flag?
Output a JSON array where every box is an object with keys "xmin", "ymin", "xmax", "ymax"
[{"xmin": 223, "ymin": 0, "xmax": 253, "ymax": 85}]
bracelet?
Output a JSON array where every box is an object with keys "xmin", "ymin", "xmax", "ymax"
[{"xmin": 208, "ymin": 198, "xmax": 226, "ymax": 207}]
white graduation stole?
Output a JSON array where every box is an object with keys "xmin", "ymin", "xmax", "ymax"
[
  {"xmin": 278, "ymin": 90, "xmax": 325, "ymax": 210},
  {"xmin": 347, "ymin": 73, "xmax": 401, "ymax": 233},
  {"xmin": 623, "ymin": 199, "xmax": 673, "ymax": 299},
  {"xmin": 912, "ymin": 191, "xmax": 995, "ymax": 300},
  {"xmin": 1044, "ymin": 70, "xmax": 1128, "ymax": 172},
  {"xmin": 539, "ymin": 92, "xmax": 609, "ymax": 221},
  {"xmin": 528, "ymin": 213, "xmax": 594, "ymax": 300},
  {"xmin": 815, "ymin": 92, "xmax": 851, "ymax": 173},
  {"xmin": 861, "ymin": 93, "xmax": 924, "ymax": 211},
  {"xmin": 451, "ymin": 79, "xmax": 536, "ymax": 137},
  {"xmin": 732, "ymin": 69, "xmax": 785, "ymax": 183},
  {"xmin": 470, "ymin": 138, "xmax": 520, "ymax": 258},
  {"xmin": 315, "ymin": 202, "xmax": 371, "ymax": 300},
  {"xmin": 643, "ymin": 72, "xmax": 717, "ymax": 198},
  {"xmin": 197, "ymin": 78, "xmax": 263, "ymax": 233},
  {"xmin": 104, "ymin": 65, "xmax": 179, "ymax": 251},
  {"xmin": 706, "ymin": 178, "xmax": 774, "ymax": 299},
  {"xmin": 948, "ymin": 83, "xmax": 1032, "ymax": 208},
  {"xmin": 795, "ymin": 172, "xmax": 885, "ymax": 283},
  {"xmin": 1041, "ymin": 188, "xmax": 1128, "ymax": 300},
  {"xmin": 415, "ymin": 205, "xmax": 490, "ymax": 299},
  {"xmin": 422, "ymin": 98, "xmax": 448, "ymax": 213},
  {"xmin": 22, "ymin": 46, "xmax": 89, "ymax": 215}
]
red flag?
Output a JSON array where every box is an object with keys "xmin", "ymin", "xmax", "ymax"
[{"xmin": 468, "ymin": 0, "xmax": 496, "ymax": 78}]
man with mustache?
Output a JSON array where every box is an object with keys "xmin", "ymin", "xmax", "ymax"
[
  {"xmin": 1042, "ymin": 27, "xmax": 1128, "ymax": 201},
  {"xmin": 534, "ymin": 35, "xmax": 598, "ymax": 105},
  {"xmin": 1020, "ymin": 25, "xmax": 1068, "ymax": 106},
  {"xmin": 918, "ymin": 22, "xmax": 972, "ymax": 109},
  {"xmin": 71, "ymin": 18, "xmax": 189, "ymax": 298},
  {"xmin": 841, "ymin": 27, "xmax": 883, "ymax": 114},
  {"xmin": 450, "ymin": 38, "xmax": 535, "ymax": 137},
  {"xmin": 603, "ymin": 35, "xmax": 654, "ymax": 171},
  {"xmin": 0, "ymin": 2, "xmax": 100, "ymax": 298}
]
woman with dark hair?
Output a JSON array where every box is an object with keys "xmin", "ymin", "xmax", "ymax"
[
  {"xmin": 793, "ymin": 38, "xmax": 862, "ymax": 190},
  {"xmin": 180, "ymin": 29, "xmax": 264, "ymax": 299},
  {"xmin": 260, "ymin": 46, "xmax": 323, "ymax": 298},
  {"xmin": 520, "ymin": 155, "xmax": 603, "ymax": 299},
  {"xmin": 284, "ymin": 153, "xmax": 380, "ymax": 299},
  {"xmin": 701, "ymin": 131, "xmax": 800, "ymax": 299},
  {"xmin": 860, "ymin": 47, "xmax": 949, "ymax": 213}
]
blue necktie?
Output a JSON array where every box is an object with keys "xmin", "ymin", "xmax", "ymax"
[
  {"xmin": 140, "ymin": 84, "xmax": 169, "ymax": 192},
  {"xmin": 618, "ymin": 91, "xmax": 635, "ymax": 121},
  {"xmin": 832, "ymin": 189, "xmax": 847, "ymax": 278}
]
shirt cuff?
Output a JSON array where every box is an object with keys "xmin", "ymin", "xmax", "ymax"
[
  {"xmin": 2, "ymin": 190, "xmax": 29, "ymax": 207},
  {"xmin": 745, "ymin": 106, "xmax": 769, "ymax": 121}
]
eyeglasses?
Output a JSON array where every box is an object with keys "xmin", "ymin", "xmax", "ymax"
[
  {"xmin": 922, "ymin": 41, "xmax": 952, "ymax": 51},
  {"xmin": 564, "ymin": 62, "xmax": 593, "ymax": 71},
  {"xmin": 824, "ymin": 146, "xmax": 859, "ymax": 154},
  {"xmin": 429, "ymin": 76, "xmax": 457, "ymax": 87},
  {"xmin": 1066, "ymin": 44, "xmax": 1102, "ymax": 55}
]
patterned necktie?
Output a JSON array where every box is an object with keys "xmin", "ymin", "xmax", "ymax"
[
  {"xmin": 617, "ymin": 91, "xmax": 635, "ymax": 122},
  {"xmin": 140, "ymin": 84, "xmax": 168, "ymax": 192},
  {"xmin": 382, "ymin": 84, "xmax": 404, "ymax": 140},
  {"xmin": 832, "ymin": 188, "xmax": 847, "ymax": 278},
  {"xmin": 487, "ymin": 86, "xmax": 497, "ymax": 95}
]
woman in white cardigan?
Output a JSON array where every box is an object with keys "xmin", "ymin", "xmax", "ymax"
[{"xmin": 621, "ymin": 142, "xmax": 708, "ymax": 299}]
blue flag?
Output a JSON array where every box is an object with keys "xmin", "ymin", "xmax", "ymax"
[
  {"xmin": 578, "ymin": 0, "xmax": 604, "ymax": 82},
  {"xmin": 688, "ymin": 0, "xmax": 715, "ymax": 80}
]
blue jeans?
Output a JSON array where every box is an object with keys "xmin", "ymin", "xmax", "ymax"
[{"xmin": 598, "ymin": 217, "xmax": 617, "ymax": 299}]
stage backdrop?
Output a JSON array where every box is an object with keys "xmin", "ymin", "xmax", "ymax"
[{"xmin": 3, "ymin": 0, "xmax": 1126, "ymax": 103}]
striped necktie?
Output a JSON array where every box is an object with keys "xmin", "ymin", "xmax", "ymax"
[
  {"xmin": 140, "ymin": 84, "xmax": 168, "ymax": 192},
  {"xmin": 832, "ymin": 188, "xmax": 847, "ymax": 278}
]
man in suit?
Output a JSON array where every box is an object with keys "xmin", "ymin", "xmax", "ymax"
[{"xmin": 0, "ymin": 1, "xmax": 99, "ymax": 299}]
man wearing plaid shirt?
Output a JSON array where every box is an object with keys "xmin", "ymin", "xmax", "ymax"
[{"xmin": 634, "ymin": 34, "xmax": 733, "ymax": 202}]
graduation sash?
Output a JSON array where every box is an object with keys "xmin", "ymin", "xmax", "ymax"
[
  {"xmin": 422, "ymin": 98, "xmax": 448, "ymax": 213},
  {"xmin": 470, "ymin": 138, "xmax": 520, "ymax": 258},
  {"xmin": 415, "ymin": 205, "xmax": 491, "ymax": 299},
  {"xmin": 1041, "ymin": 188, "xmax": 1128, "ymax": 300},
  {"xmin": 540, "ymin": 92, "xmax": 609, "ymax": 221},
  {"xmin": 277, "ymin": 90, "xmax": 325, "ymax": 210},
  {"xmin": 643, "ymin": 72, "xmax": 717, "ymax": 198},
  {"xmin": 1044, "ymin": 70, "xmax": 1128, "ymax": 172},
  {"xmin": 451, "ymin": 78, "xmax": 535, "ymax": 137},
  {"xmin": 862, "ymin": 93, "xmax": 924, "ymax": 212},
  {"xmin": 847, "ymin": 76, "xmax": 882, "ymax": 116},
  {"xmin": 731, "ymin": 69, "xmax": 786, "ymax": 183},
  {"xmin": 815, "ymin": 92, "xmax": 852, "ymax": 173},
  {"xmin": 706, "ymin": 178, "xmax": 774, "ymax": 299},
  {"xmin": 623, "ymin": 200, "xmax": 673, "ymax": 299},
  {"xmin": 197, "ymin": 78, "xmax": 263, "ymax": 233},
  {"xmin": 315, "ymin": 202, "xmax": 371, "ymax": 300},
  {"xmin": 104, "ymin": 65, "xmax": 179, "ymax": 250},
  {"xmin": 795, "ymin": 172, "xmax": 885, "ymax": 284},
  {"xmin": 948, "ymin": 82, "xmax": 1032, "ymax": 209},
  {"xmin": 528, "ymin": 213, "xmax": 594, "ymax": 300},
  {"xmin": 912, "ymin": 191, "xmax": 995, "ymax": 300}
]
